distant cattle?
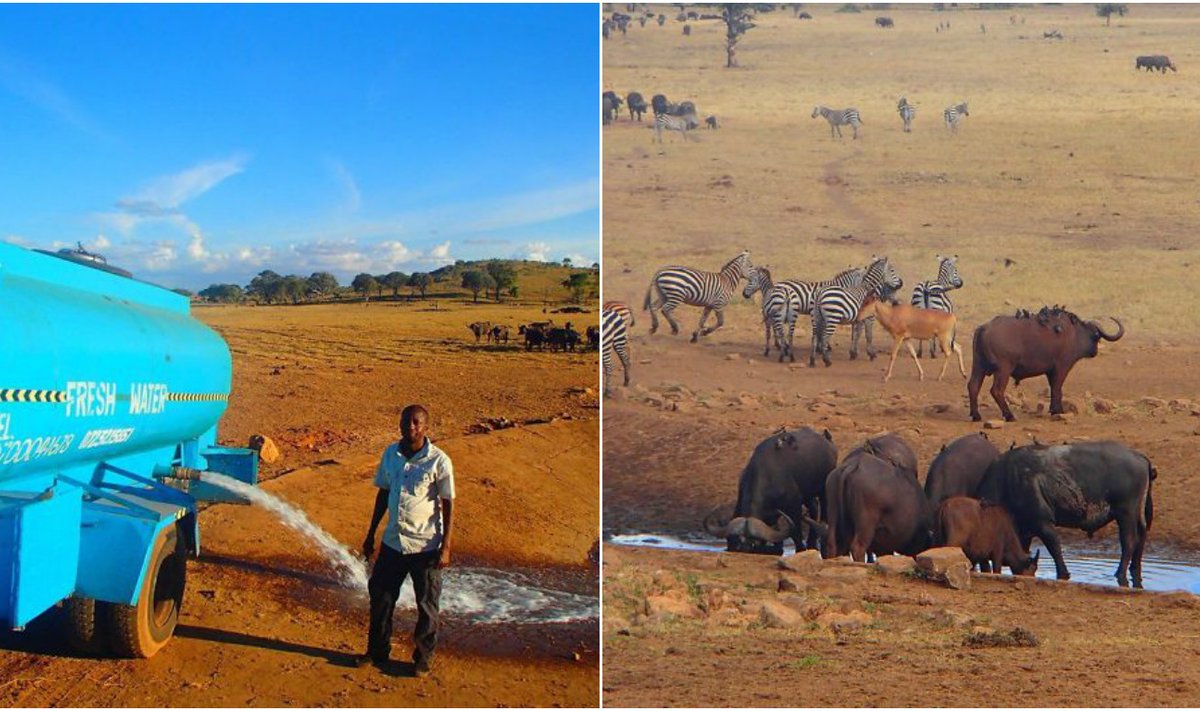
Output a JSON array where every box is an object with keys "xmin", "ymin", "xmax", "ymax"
[
  {"xmin": 627, "ymin": 92, "xmax": 648, "ymax": 122},
  {"xmin": 468, "ymin": 321, "xmax": 492, "ymax": 343},
  {"xmin": 705, "ymin": 115, "xmax": 719, "ymax": 129},
  {"xmin": 490, "ymin": 325, "xmax": 510, "ymax": 344},
  {"xmin": 518, "ymin": 323, "xmax": 549, "ymax": 351},
  {"xmin": 875, "ymin": 16, "xmax": 894, "ymax": 28},
  {"xmin": 934, "ymin": 497, "xmax": 1040, "ymax": 576},
  {"xmin": 798, "ymin": 11, "xmax": 812, "ymax": 19},
  {"xmin": 586, "ymin": 325, "xmax": 600, "ymax": 349},
  {"xmin": 546, "ymin": 324, "xmax": 580, "ymax": 352}
]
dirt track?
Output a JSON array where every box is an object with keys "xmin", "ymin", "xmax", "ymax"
[{"xmin": 0, "ymin": 302, "xmax": 600, "ymax": 707}]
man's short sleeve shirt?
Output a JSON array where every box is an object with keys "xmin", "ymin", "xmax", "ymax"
[{"xmin": 373, "ymin": 440, "xmax": 455, "ymax": 554}]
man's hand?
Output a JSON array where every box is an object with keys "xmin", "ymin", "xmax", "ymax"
[
  {"xmin": 437, "ymin": 546, "xmax": 451, "ymax": 569},
  {"xmin": 362, "ymin": 534, "xmax": 375, "ymax": 559}
]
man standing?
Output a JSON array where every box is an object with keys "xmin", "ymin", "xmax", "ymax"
[{"xmin": 358, "ymin": 404, "xmax": 455, "ymax": 677}]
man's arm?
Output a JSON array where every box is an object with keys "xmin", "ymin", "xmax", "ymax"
[
  {"xmin": 363, "ymin": 488, "xmax": 388, "ymax": 558},
  {"xmin": 438, "ymin": 499, "xmax": 453, "ymax": 568}
]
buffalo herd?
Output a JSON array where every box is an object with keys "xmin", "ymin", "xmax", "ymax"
[
  {"xmin": 467, "ymin": 320, "xmax": 598, "ymax": 353},
  {"xmin": 706, "ymin": 428, "xmax": 1155, "ymax": 588}
]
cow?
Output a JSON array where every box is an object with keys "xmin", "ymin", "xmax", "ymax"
[
  {"xmin": 844, "ymin": 432, "xmax": 918, "ymax": 481},
  {"xmin": 546, "ymin": 324, "xmax": 580, "ymax": 352},
  {"xmin": 586, "ymin": 325, "xmax": 600, "ymax": 349},
  {"xmin": 518, "ymin": 323, "xmax": 546, "ymax": 351},
  {"xmin": 798, "ymin": 11, "xmax": 812, "ymax": 19},
  {"xmin": 1137, "ymin": 54, "xmax": 1177, "ymax": 73},
  {"xmin": 875, "ymin": 16, "xmax": 895, "ymax": 28},
  {"xmin": 924, "ymin": 432, "xmax": 1000, "ymax": 507},
  {"xmin": 934, "ymin": 496, "xmax": 1040, "ymax": 576},
  {"xmin": 627, "ymin": 91, "xmax": 648, "ymax": 122},
  {"xmin": 703, "ymin": 427, "xmax": 838, "ymax": 554},
  {"xmin": 817, "ymin": 449, "xmax": 932, "ymax": 561},
  {"xmin": 467, "ymin": 321, "xmax": 493, "ymax": 343},
  {"xmin": 490, "ymin": 325, "xmax": 510, "ymax": 345},
  {"xmin": 967, "ymin": 306, "xmax": 1124, "ymax": 422},
  {"xmin": 977, "ymin": 440, "xmax": 1155, "ymax": 587}
]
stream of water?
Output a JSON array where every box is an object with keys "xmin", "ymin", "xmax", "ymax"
[{"xmin": 200, "ymin": 472, "xmax": 597, "ymax": 623}]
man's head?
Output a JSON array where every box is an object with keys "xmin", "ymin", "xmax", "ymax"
[{"xmin": 400, "ymin": 405, "xmax": 430, "ymax": 445}]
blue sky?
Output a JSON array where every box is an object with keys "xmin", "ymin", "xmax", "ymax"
[{"xmin": 0, "ymin": 4, "xmax": 599, "ymax": 290}]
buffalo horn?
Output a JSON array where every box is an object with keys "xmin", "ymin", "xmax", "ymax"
[
  {"xmin": 1092, "ymin": 316, "xmax": 1124, "ymax": 341},
  {"xmin": 703, "ymin": 504, "xmax": 735, "ymax": 537},
  {"xmin": 744, "ymin": 511, "xmax": 794, "ymax": 543}
]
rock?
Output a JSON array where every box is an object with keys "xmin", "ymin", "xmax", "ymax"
[
  {"xmin": 818, "ymin": 565, "xmax": 872, "ymax": 582},
  {"xmin": 926, "ymin": 403, "xmax": 953, "ymax": 415},
  {"xmin": 875, "ymin": 555, "xmax": 918, "ymax": 576},
  {"xmin": 1092, "ymin": 398, "xmax": 1116, "ymax": 414},
  {"xmin": 983, "ymin": 420, "xmax": 1005, "ymax": 430},
  {"xmin": 248, "ymin": 434, "xmax": 281, "ymax": 464},
  {"xmin": 726, "ymin": 354, "xmax": 740, "ymax": 361},
  {"xmin": 915, "ymin": 547, "xmax": 972, "ymax": 590},
  {"xmin": 778, "ymin": 549, "xmax": 823, "ymax": 575},
  {"xmin": 818, "ymin": 610, "xmax": 872, "ymax": 633},
  {"xmin": 777, "ymin": 576, "xmax": 801, "ymax": 593},
  {"xmin": 1140, "ymin": 396, "xmax": 1167, "ymax": 409},
  {"xmin": 644, "ymin": 591, "xmax": 702, "ymax": 622},
  {"xmin": 759, "ymin": 600, "xmax": 805, "ymax": 628},
  {"xmin": 1169, "ymin": 398, "xmax": 1193, "ymax": 413},
  {"xmin": 1192, "ymin": 425, "xmax": 1200, "ymax": 436}
]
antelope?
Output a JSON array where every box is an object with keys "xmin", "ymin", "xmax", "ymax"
[{"xmin": 862, "ymin": 296, "xmax": 966, "ymax": 382}]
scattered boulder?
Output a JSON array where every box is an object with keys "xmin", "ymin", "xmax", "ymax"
[
  {"xmin": 1140, "ymin": 396, "xmax": 1167, "ymax": 409},
  {"xmin": 248, "ymin": 434, "xmax": 281, "ymax": 464},
  {"xmin": 875, "ymin": 555, "xmax": 918, "ymax": 576},
  {"xmin": 644, "ymin": 591, "xmax": 702, "ymax": 622},
  {"xmin": 1093, "ymin": 398, "xmax": 1116, "ymax": 414},
  {"xmin": 983, "ymin": 420, "xmax": 1005, "ymax": 430},
  {"xmin": 915, "ymin": 547, "xmax": 972, "ymax": 590},
  {"xmin": 778, "ymin": 549, "xmax": 823, "ymax": 575},
  {"xmin": 817, "ymin": 610, "xmax": 872, "ymax": 633},
  {"xmin": 759, "ymin": 600, "xmax": 805, "ymax": 628}
]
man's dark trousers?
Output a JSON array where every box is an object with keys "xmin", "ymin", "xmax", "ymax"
[{"xmin": 366, "ymin": 544, "xmax": 441, "ymax": 664}]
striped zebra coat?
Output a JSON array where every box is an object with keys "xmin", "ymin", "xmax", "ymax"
[
  {"xmin": 810, "ymin": 256, "xmax": 903, "ymax": 367},
  {"xmin": 747, "ymin": 265, "xmax": 867, "ymax": 363},
  {"xmin": 644, "ymin": 250, "xmax": 753, "ymax": 343},
  {"xmin": 910, "ymin": 255, "xmax": 963, "ymax": 357},
  {"xmin": 944, "ymin": 102, "xmax": 969, "ymax": 132},
  {"xmin": 602, "ymin": 307, "xmax": 631, "ymax": 397},
  {"xmin": 897, "ymin": 97, "xmax": 916, "ymax": 133},
  {"xmin": 602, "ymin": 300, "xmax": 635, "ymax": 328},
  {"xmin": 812, "ymin": 105, "xmax": 862, "ymax": 139},
  {"xmin": 655, "ymin": 112, "xmax": 699, "ymax": 143}
]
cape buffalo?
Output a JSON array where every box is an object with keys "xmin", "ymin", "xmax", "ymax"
[
  {"xmin": 977, "ymin": 440, "xmax": 1155, "ymax": 587},
  {"xmin": 627, "ymin": 91, "xmax": 648, "ymax": 121},
  {"xmin": 845, "ymin": 432, "xmax": 918, "ymax": 481},
  {"xmin": 924, "ymin": 432, "xmax": 1000, "ymax": 506},
  {"xmin": 967, "ymin": 306, "xmax": 1123, "ymax": 421},
  {"xmin": 934, "ymin": 496, "xmax": 1039, "ymax": 575},
  {"xmin": 819, "ymin": 450, "xmax": 932, "ymax": 561},
  {"xmin": 704, "ymin": 427, "xmax": 838, "ymax": 554},
  {"xmin": 1136, "ymin": 55, "xmax": 1177, "ymax": 73}
]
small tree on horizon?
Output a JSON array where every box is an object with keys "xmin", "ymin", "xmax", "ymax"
[
  {"xmin": 562, "ymin": 273, "xmax": 591, "ymax": 304},
  {"xmin": 1095, "ymin": 3, "xmax": 1128, "ymax": 25},
  {"xmin": 408, "ymin": 272, "xmax": 432, "ymax": 298},
  {"xmin": 351, "ymin": 273, "xmax": 377, "ymax": 301},
  {"xmin": 461, "ymin": 270, "xmax": 494, "ymax": 303},
  {"xmin": 383, "ymin": 271, "xmax": 408, "ymax": 297},
  {"xmin": 723, "ymin": 4, "xmax": 757, "ymax": 68},
  {"xmin": 485, "ymin": 261, "xmax": 517, "ymax": 302}
]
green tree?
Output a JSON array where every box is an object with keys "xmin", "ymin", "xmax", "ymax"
[
  {"xmin": 383, "ymin": 271, "xmax": 408, "ymax": 297},
  {"xmin": 562, "ymin": 273, "xmax": 591, "ymax": 304},
  {"xmin": 408, "ymin": 272, "xmax": 432, "ymax": 298},
  {"xmin": 199, "ymin": 284, "xmax": 245, "ymax": 303},
  {"xmin": 246, "ymin": 270, "xmax": 282, "ymax": 304},
  {"xmin": 1095, "ymin": 3, "xmax": 1127, "ymax": 25},
  {"xmin": 306, "ymin": 272, "xmax": 339, "ymax": 299},
  {"xmin": 281, "ymin": 275, "xmax": 307, "ymax": 304},
  {"xmin": 461, "ymin": 270, "xmax": 494, "ymax": 303},
  {"xmin": 723, "ymin": 4, "xmax": 757, "ymax": 67},
  {"xmin": 351, "ymin": 273, "xmax": 378, "ymax": 300},
  {"xmin": 484, "ymin": 260, "xmax": 517, "ymax": 302}
]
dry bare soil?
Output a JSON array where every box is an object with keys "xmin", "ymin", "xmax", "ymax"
[
  {"xmin": 0, "ymin": 300, "xmax": 600, "ymax": 707},
  {"xmin": 604, "ymin": 4, "xmax": 1200, "ymax": 706}
]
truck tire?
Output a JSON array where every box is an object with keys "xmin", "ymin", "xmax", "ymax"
[
  {"xmin": 64, "ymin": 596, "xmax": 108, "ymax": 656},
  {"xmin": 105, "ymin": 527, "xmax": 186, "ymax": 658}
]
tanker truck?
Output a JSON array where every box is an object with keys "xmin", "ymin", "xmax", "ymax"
[{"xmin": 0, "ymin": 242, "xmax": 258, "ymax": 657}]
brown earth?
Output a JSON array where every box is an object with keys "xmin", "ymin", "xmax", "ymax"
[
  {"xmin": 0, "ymin": 301, "xmax": 600, "ymax": 707},
  {"xmin": 604, "ymin": 3, "xmax": 1200, "ymax": 706}
]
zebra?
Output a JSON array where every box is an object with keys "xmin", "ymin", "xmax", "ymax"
[
  {"xmin": 602, "ymin": 300, "xmax": 635, "ymax": 328},
  {"xmin": 944, "ymin": 101, "xmax": 969, "ymax": 132},
  {"xmin": 756, "ymin": 266, "xmax": 867, "ymax": 363},
  {"xmin": 910, "ymin": 255, "xmax": 963, "ymax": 357},
  {"xmin": 644, "ymin": 250, "xmax": 753, "ymax": 343},
  {"xmin": 812, "ymin": 106, "xmax": 862, "ymax": 140},
  {"xmin": 809, "ymin": 256, "xmax": 903, "ymax": 367},
  {"xmin": 602, "ymin": 307, "xmax": 631, "ymax": 398},
  {"xmin": 897, "ymin": 97, "xmax": 916, "ymax": 133},
  {"xmin": 655, "ymin": 112, "xmax": 699, "ymax": 143}
]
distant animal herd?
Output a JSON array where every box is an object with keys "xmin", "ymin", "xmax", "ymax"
[{"xmin": 468, "ymin": 319, "xmax": 600, "ymax": 353}]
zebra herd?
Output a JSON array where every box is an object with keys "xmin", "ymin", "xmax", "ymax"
[
  {"xmin": 602, "ymin": 251, "xmax": 966, "ymax": 397},
  {"xmin": 809, "ymin": 98, "xmax": 970, "ymax": 139}
]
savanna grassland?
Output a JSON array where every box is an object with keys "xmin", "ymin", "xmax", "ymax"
[{"xmin": 603, "ymin": 4, "xmax": 1200, "ymax": 706}]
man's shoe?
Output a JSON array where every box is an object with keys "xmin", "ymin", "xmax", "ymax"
[
  {"xmin": 413, "ymin": 658, "xmax": 432, "ymax": 677},
  {"xmin": 354, "ymin": 653, "xmax": 386, "ymax": 668}
]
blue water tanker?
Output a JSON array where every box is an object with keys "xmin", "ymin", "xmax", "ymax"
[{"xmin": 0, "ymin": 242, "xmax": 258, "ymax": 657}]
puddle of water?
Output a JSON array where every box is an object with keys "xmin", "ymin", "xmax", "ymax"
[
  {"xmin": 610, "ymin": 532, "xmax": 1200, "ymax": 594},
  {"xmin": 200, "ymin": 472, "xmax": 598, "ymax": 623}
]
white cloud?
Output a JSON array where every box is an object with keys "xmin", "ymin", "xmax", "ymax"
[
  {"xmin": 134, "ymin": 156, "xmax": 248, "ymax": 209},
  {"xmin": 565, "ymin": 253, "xmax": 592, "ymax": 267},
  {"xmin": 524, "ymin": 241, "xmax": 551, "ymax": 262}
]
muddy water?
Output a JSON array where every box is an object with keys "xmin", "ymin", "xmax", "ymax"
[{"xmin": 609, "ymin": 533, "xmax": 1200, "ymax": 594}]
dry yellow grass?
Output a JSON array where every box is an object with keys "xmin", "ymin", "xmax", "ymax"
[{"xmin": 604, "ymin": 3, "xmax": 1200, "ymax": 341}]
